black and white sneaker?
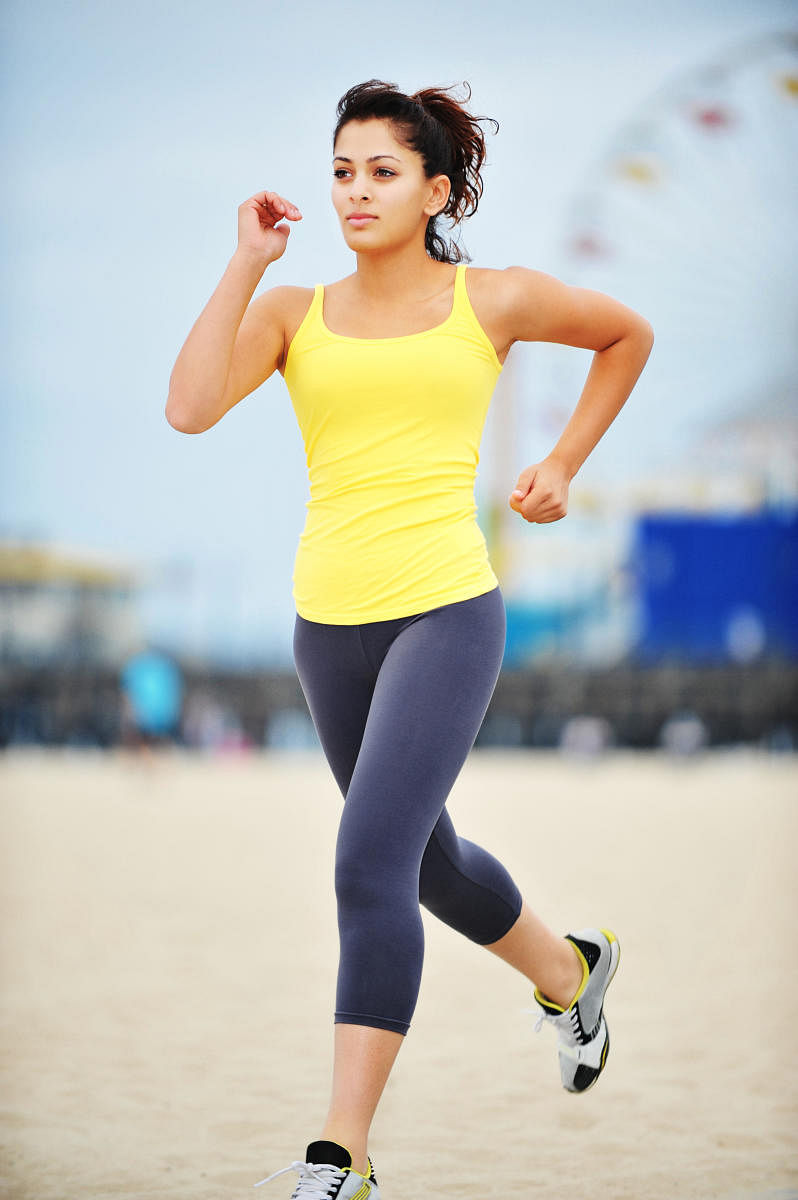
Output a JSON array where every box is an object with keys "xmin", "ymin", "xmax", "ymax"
[
  {"xmin": 533, "ymin": 927, "xmax": 620, "ymax": 1093},
  {"xmin": 254, "ymin": 1140, "xmax": 380, "ymax": 1198}
]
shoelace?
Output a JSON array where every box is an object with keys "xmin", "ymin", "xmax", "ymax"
[
  {"xmin": 528, "ymin": 1003, "xmax": 582, "ymax": 1044},
  {"xmin": 530, "ymin": 1002, "xmax": 596, "ymax": 1051},
  {"xmin": 253, "ymin": 1159, "xmax": 345, "ymax": 1197}
]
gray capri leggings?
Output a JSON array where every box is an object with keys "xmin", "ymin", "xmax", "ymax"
[{"xmin": 292, "ymin": 584, "xmax": 523, "ymax": 1036}]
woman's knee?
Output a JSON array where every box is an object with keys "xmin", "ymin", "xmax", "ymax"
[
  {"xmin": 334, "ymin": 851, "xmax": 384, "ymax": 914},
  {"xmin": 335, "ymin": 826, "xmax": 423, "ymax": 931},
  {"xmin": 418, "ymin": 830, "xmax": 523, "ymax": 944}
]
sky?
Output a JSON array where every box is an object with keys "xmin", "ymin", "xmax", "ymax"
[{"xmin": 1, "ymin": 0, "xmax": 796, "ymax": 664}]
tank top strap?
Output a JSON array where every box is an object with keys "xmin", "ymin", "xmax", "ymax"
[
  {"xmin": 454, "ymin": 261, "xmax": 468, "ymax": 302},
  {"xmin": 287, "ymin": 282, "xmax": 326, "ymax": 358},
  {"xmin": 309, "ymin": 281, "xmax": 324, "ymax": 320},
  {"xmin": 450, "ymin": 263, "xmax": 501, "ymax": 367},
  {"xmin": 452, "ymin": 262, "xmax": 477, "ymax": 326}
]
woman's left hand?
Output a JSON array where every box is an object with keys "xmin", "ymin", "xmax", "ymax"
[{"xmin": 508, "ymin": 456, "xmax": 571, "ymax": 524}]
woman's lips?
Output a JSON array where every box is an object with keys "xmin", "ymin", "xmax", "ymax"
[{"xmin": 347, "ymin": 215, "xmax": 377, "ymax": 227}]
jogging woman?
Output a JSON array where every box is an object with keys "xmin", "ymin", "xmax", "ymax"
[{"xmin": 166, "ymin": 79, "xmax": 653, "ymax": 1199}]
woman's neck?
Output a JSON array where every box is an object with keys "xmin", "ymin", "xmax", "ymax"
[{"xmin": 352, "ymin": 245, "xmax": 453, "ymax": 303}]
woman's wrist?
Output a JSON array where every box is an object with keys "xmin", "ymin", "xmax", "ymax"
[
  {"xmin": 545, "ymin": 448, "xmax": 580, "ymax": 482},
  {"xmin": 231, "ymin": 246, "xmax": 274, "ymax": 275}
]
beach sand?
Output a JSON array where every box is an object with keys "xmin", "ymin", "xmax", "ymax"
[{"xmin": 1, "ymin": 747, "xmax": 796, "ymax": 1199}]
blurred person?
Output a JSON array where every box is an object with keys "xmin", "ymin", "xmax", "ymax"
[
  {"xmin": 182, "ymin": 688, "xmax": 252, "ymax": 753},
  {"xmin": 119, "ymin": 644, "xmax": 183, "ymax": 752},
  {"xmin": 167, "ymin": 79, "xmax": 653, "ymax": 1198},
  {"xmin": 181, "ymin": 687, "xmax": 229, "ymax": 750}
]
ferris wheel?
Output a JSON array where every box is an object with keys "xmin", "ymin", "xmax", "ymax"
[
  {"xmin": 549, "ymin": 29, "xmax": 798, "ymax": 486},
  {"xmin": 479, "ymin": 30, "xmax": 798, "ymax": 659}
]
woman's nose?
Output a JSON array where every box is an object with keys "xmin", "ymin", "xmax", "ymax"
[{"xmin": 349, "ymin": 178, "xmax": 370, "ymax": 203}]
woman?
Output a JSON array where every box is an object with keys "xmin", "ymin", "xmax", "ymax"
[{"xmin": 167, "ymin": 79, "xmax": 653, "ymax": 1199}]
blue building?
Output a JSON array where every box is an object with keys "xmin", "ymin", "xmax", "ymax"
[{"xmin": 634, "ymin": 511, "xmax": 798, "ymax": 662}]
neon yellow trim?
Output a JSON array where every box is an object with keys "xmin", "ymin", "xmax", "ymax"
[
  {"xmin": 533, "ymin": 984, "xmax": 565, "ymax": 1013},
  {"xmin": 567, "ymin": 942, "xmax": 591, "ymax": 1008},
  {"xmin": 536, "ymin": 934, "xmax": 610, "ymax": 1013},
  {"xmin": 349, "ymin": 1182, "xmax": 371, "ymax": 1200}
]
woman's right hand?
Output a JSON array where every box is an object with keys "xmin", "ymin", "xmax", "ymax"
[{"xmin": 237, "ymin": 190, "xmax": 303, "ymax": 264}]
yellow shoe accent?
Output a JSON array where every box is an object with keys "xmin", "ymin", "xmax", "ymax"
[
  {"xmin": 567, "ymin": 941, "xmax": 591, "ymax": 1008},
  {"xmin": 533, "ymin": 940, "xmax": 590, "ymax": 1013}
]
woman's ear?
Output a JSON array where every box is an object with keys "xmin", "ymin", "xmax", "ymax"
[{"xmin": 424, "ymin": 173, "xmax": 451, "ymax": 218}]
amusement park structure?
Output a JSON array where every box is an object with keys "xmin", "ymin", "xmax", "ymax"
[{"xmin": 479, "ymin": 30, "xmax": 798, "ymax": 665}]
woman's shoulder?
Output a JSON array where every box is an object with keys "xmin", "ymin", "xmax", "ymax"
[
  {"xmin": 252, "ymin": 284, "xmax": 317, "ymax": 369},
  {"xmin": 259, "ymin": 282, "xmax": 317, "ymax": 313},
  {"xmin": 464, "ymin": 263, "xmax": 550, "ymax": 311},
  {"xmin": 254, "ymin": 282, "xmax": 317, "ymax": 327},
  {"xmin": 465, "ymin": 264, "xmax": 561, "ymax": 356},
  {"xmin": 463, "ymin": 265, "xmax": 538, "ymax": 362}
]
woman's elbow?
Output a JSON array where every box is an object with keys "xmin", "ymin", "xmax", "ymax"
[
  {"xmin": 639, "ymin": 318, "xmax": 655, "ymax": 346},
  {"xmin": 165, "ymin": 393, "xmax": 209, "ymax": 434}
]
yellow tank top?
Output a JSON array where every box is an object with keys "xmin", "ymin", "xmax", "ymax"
[{"xmin": 283, "ymin": 262, "xmax": 503, "ymax": 624}]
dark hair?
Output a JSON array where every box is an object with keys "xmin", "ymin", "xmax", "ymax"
[{"xmin": 333, "ymin": 79, "xmax": 499, "ymax": 264}]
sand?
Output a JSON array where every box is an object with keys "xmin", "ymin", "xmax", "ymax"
[{"xmin": 1, "ymin": 746, "xmax": 796, "ymax": 1199}]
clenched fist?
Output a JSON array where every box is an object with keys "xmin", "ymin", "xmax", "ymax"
[{"xmin": 509, "ymin": 456, "xmax": 571, "ymax": 524}]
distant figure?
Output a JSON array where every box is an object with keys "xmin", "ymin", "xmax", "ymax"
[
  {"xmin": 120, "ymin": 647, "xmax": 183, "ymax": 750},
  {"xmin": 182, "ymin": 687, "xmax": 253, "ymax": 753}
]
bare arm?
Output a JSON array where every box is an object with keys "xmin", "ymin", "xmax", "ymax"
[
  {"xmin": 165, "ymin": 190, "xmax": 301, "ymax": 434},
  {"xmin": 496, "ymin": 267, "xmax": 654, "ymax": 523}
]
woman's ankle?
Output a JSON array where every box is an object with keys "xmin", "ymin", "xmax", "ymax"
[
  {"xmin": 318, "ymin": 1129, "xmax": 369, "ymax": 1177},
  {"xmin": 538, "ymin": 939, "xmax": 585, "ymax": 1008}
]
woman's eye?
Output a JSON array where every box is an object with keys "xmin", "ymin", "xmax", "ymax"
[{"xmin": 333, "ymin": 168, "xmax": 394, "ymax": 179}]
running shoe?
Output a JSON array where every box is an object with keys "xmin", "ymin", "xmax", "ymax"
[
  {"xmin": 254, "ymin": 1140, "xmax": 380, "ymax": 1198},
  {"xmin": 532, "ymin": 927, "xmax": 620, "ymax": 1094}
]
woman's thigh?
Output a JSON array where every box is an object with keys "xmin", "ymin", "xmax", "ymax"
[
  {"xmin": 339, "ymin": 586, "xmax": 506, "ymax": 871},
  {"xmin": 292, "ymin": 616, "xmax": 375, "ymax": 798}
]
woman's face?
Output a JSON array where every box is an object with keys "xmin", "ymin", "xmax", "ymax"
[{"xmin": 331, "ymin": 118, "xmax": 450, "ymax": 254}]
